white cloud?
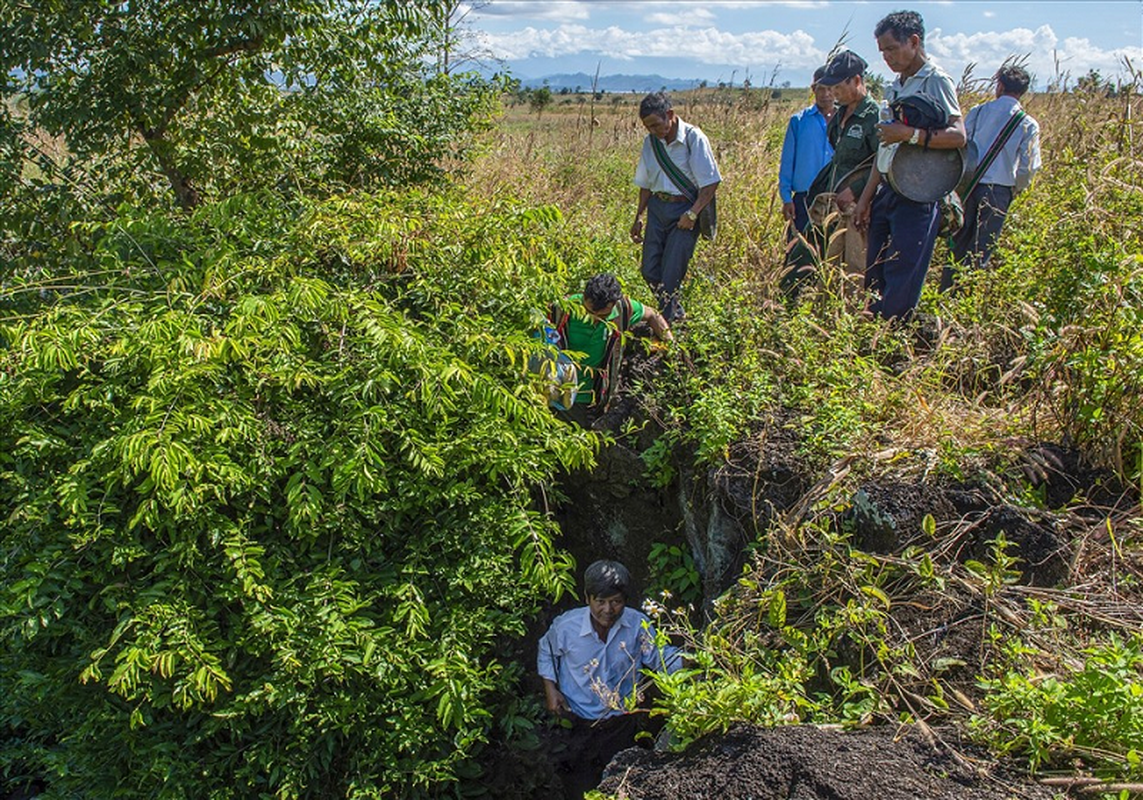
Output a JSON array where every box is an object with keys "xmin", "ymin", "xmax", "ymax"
[
  {"xmin": 478, "ymin": 14, "xmax": 1143, "ymax": 88},
  {"xmin": 482, "ymin": 23, "xmax": 827, "ymax": 70},
  {"xmin": 704, "ymin": 1, "xmax": 829, "ymax": 7},
  {"xmin": 475, "ymin": 1, "xmax": 591, "ymax": 23},
  {"xmin": 646, "ymin": 9, "xmax": 716, "ymax": 26},
  {"xmin": 927, "ymin": 25, "xmax": 1143, "ymax": 87}
]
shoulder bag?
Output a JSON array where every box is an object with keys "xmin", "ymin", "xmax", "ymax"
[{"xmin": 648, "ymin": 133, "xmax": 717, "ymax": 241}]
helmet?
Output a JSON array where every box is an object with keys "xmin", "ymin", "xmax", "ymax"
[{"xmin": 890, "ymin": 94, "xmax": 949, "ymax": 130}]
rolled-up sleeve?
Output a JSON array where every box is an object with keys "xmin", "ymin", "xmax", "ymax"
[
  {"xmin": 638, "ymin": 621, "xmax": 684, "ymax": 675},
  {"xmin": 778, "ymin": 116, "xmax": 798, "ymax": 202},
  {"xmin": 634, "ymin": 137, "xmax": 654, "ymax": 190},
  {"xmin": 688, "ymin": 128, "xmax": 722, "ymax": 189},
  {"xmin": 1015, "ymin": 120, "xmax": 1041, "ymax": 194},
  {"xmin": 537, "ymin": 625, "xmax": 559, "ymax": 682}
]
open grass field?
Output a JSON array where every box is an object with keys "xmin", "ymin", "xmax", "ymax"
[
  {"xmin": 469, "ymin": 82, "xmax": 1143, "ymax": 484},
  {"xmin": 465, "ymin": 83, "xmax": 1143, "ymax": 791}
]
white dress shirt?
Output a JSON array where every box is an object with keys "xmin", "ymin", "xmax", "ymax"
[
  {"xmin": 537, "ymin": 606, "xmax": 682, "ymax": 720},
  {"xmin": 634, "ymin": 118, "xmax": 722, "ymax": 194},
  {"xmin": 964, "ymin": 94, "xmax": 1041, "ymax": 193}
]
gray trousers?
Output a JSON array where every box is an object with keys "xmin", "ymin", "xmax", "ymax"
[
  {"xmin": 641, "ymin": 196, "xmax": 699, "ymax": 322},
  {"xmin": 942, "ymin": 183, "xmax": 1013, "ymax": 291}
]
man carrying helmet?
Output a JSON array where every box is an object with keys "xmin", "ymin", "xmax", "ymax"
[{"xmin": 853, "ymin": 10, "xmax": 965, "ymax": 321}]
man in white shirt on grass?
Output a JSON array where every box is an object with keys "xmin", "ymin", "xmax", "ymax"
[
  {"xmin": 942, "ymin": 64, "xmax": 1041, "ymax": 290},
  {"xmin": 630, "ymin": 92, "xmax": 721, "ymax": 323}
]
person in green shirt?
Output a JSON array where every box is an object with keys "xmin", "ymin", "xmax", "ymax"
[{"xmin": 548, "ymin": 273, "xmax": 672, "ymax": 424}]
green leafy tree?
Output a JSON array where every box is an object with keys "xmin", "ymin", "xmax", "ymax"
[
  {"xmin": 0, "ymin": 1, "xmax": 497, "ymax": 208},
  {"xmin": 864, "ymin": 70, "xmax": 887, "ymax": 99},
  {"xmin": 529, "ymin": 86, "xmax": 553, "ymax": 116},
  {"xmin": 0, "ymin": 189, "xmax": 594, "ymax": 797}
]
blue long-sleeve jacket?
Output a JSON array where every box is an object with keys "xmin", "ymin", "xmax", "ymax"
[{"xmin": 778, "ymin": 104, "xmax": 834, "ymax": 202}]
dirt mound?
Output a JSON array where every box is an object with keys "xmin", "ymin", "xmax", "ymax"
[{"xmin": 598, "ymin": 723, "xmax": 1053, "ymax": 800}]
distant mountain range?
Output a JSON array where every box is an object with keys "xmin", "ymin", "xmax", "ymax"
[{"xmin": 518, "ymin": 72, "xmax": 706, "ymax": 94}]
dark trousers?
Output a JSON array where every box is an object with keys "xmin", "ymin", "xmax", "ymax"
[
  {"xmin": 641, "ymin": 196, "xmax": 699, "ymax": 322},
  {"xmin": 942, "ymin": 183, "xmax": 1013, "ymax": 290},
  {"xmin": 786, "ymin": 191, "xmax": 811, "ymax": 241},
  {"xmin": 780, "ymin": 212, "xmax": 825, "ymax": 298},
  {"xmin": 547, "ymin": 713, "xmax": 643, "ymax": 800},
  {"xmin": 865, "ymin": 185, "xmax": 939, "ymax": 321}
]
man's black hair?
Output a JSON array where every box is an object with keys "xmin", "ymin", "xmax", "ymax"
[
  {"xmin": 639, "ymin": 92, "xmax": 672, "ymax": 120},
  {"xmin": 584, "ymin": 560, "xmax": 631, "ymax": 599},
  {"xmin": 584, "ymin": 273, "xmax": 623, "ymax": 309},
  {"xmin": 875, "ymin": 10, "xmax": 925, "ymax": 44},
  {"xmin": 996, "ymin": 65, "xmax": 1031, "ymax": 97}
]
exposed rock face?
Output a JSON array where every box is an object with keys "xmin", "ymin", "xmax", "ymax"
[{"xmin": 554, "ymin": 415, "xmax": 810, "ymax": 606}]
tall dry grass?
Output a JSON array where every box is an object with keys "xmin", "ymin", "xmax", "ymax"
[{"xmin": 467, "ymin": 80, "xmax": 1143, "ymax": 485}]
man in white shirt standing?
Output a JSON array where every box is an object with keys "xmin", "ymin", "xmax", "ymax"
[
  {"xmin": 942, "ymin": 64, "xmax": 1041, "ymax": 290},
  {"xmin": 630, "ymin": 92, "xmax": 721, "ymax": 322}
]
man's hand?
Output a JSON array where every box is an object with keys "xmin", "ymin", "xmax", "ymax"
[
  {"xmin": 877, "ymin": 121, "xmax": 913, "ymax": 146},
  {"xmin": 677, "ymin": 211, "xmax": 697, "ymax": 231},
  {"xmin": 833, "ymin": 187, "xmax": 856, "ymax": 214},
  {"xmin": 544, "ymin": 682, "xmax": 570, "ymax": 716},
  {"xmin": 854, "ymin": 194, "xmax": 872, "ymax": 232},
  {"xmin": 647, "ymin": 311, "xmax": 673, "ymax": 344},
  {"xmin": 630, "ymin": 217, "xmax": 644, "ymax": 244},
  {"xmin": 782, "ymin": 201, "xmax": 795, "ymax": 222}
]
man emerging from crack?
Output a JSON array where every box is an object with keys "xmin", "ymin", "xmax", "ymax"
[{"xmin": 537, "ymin": 560, "xmax": 684, "ymax": 799}]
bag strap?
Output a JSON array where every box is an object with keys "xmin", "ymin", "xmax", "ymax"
[
  {"xmin": 964, "ymin": 108, "xmax": 1025, "ymax": 197},
  {"xmin": 547, "ymin": 302, "xmax": 570, "ymax": 349},
  {"xmin": 649, "ymin": 134, "xmax": 698, "ymax": 203},
  {"xmin": 594, "ymin": 297, "xmax": 634, "ymax": 409}
]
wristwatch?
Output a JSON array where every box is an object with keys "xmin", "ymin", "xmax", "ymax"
[
  {"xmin": 685, "ymin": 210, "xmax": 698, "ymax": 221},
  {"xmin": 908, "ymin": 127, "xmax": 921, "ymax": 145}
]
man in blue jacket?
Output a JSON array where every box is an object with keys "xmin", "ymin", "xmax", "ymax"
[{"xmin": 779, "ymin": 65, "xmax": 836, "ymax": 238}]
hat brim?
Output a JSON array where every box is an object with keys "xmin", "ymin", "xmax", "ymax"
[{"xmin": 816, "ymin": 74, "xmax": 849, "ymax": 87}]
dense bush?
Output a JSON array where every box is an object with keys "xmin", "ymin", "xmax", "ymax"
[{"xmin": 0, "ymin": 189, "xmax": 595, "ymax": 797}]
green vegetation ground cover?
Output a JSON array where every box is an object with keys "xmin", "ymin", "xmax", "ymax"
[
  {"xmin": 474, "ymin": 84, "xmax": 1143, "ymax": 789},
  {"xmin": 2, "ymin": 9, "xmax": 1143, "ymax": 795}
]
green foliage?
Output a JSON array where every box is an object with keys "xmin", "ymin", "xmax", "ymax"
[
  {"xmin": 964, "ymin": 533, "xmax": 1023, "ymax": 597},
  {"xmin": 647, "ymin": 598, "xmax": 818, "ymax": 750},
  {"xmin": 651, "ymin": 276, "xmax": 778, "ymax": 465},
  {"xmin": 972, "ymin": 634, "xmax": 1143, "ymax": 777},
  {"xmin": 0, "ymin": 189, "xmax": 596, "ymax": 797},
  {"xmin": 646, "ymin": 543, "xmax": 702, "ymax": 608},
  {"xmin": 0, "ymin": 1, "xmax": 498, "ymax": 207},
  {"xmin": 646, "ymin": 519, "xmax": 976, "ymax": 747},
  {"xmin": 529, "ymin": 86, "xmax": 553, "ymax": 116}
]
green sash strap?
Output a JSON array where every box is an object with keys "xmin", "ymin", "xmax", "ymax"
[
  {"xmin": 648, "ymin": 132, "xmax": 717, "ymax": 241},
  {"xmin": 648, "ymin": 134, "xmax": 699, "ymax": 201}
]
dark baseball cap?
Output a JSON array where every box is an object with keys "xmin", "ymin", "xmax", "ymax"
[{"xmin": 818, "ymin": 50, "xmax": 868, "ymax": 86}]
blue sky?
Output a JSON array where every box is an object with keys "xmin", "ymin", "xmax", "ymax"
[{"xmin": 465, "ymin": 1, "xmax": 1143, "ymax": 89}]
